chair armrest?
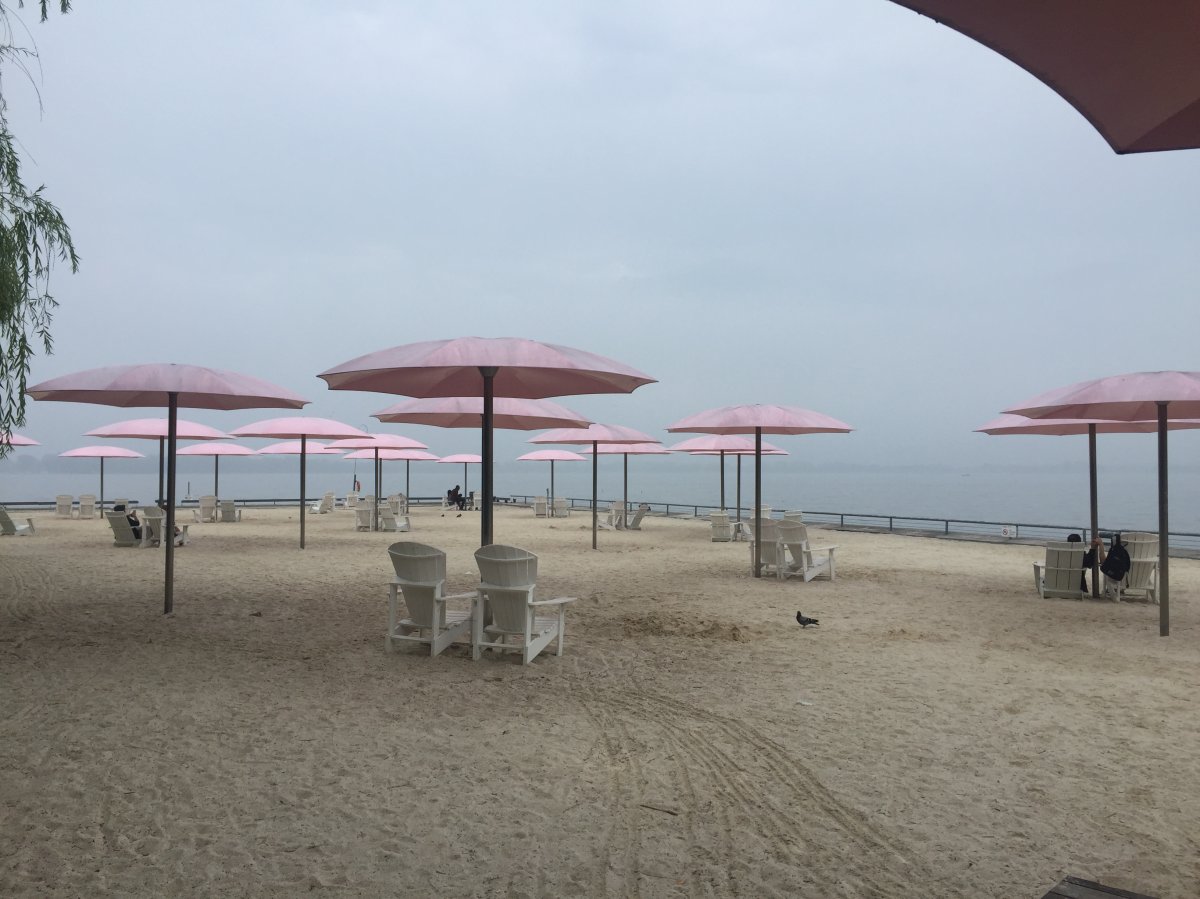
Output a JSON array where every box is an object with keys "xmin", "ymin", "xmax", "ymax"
[
  {"xmin": 442, "ymin": 591, "xmax": 477, "ymax": 602},
  {"xmin": 530, "ymin": 596, "xmax": 577, "ymax": 606}
]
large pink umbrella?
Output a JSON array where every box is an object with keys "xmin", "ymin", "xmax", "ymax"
[
  {"xmin": 1, "ymin": 431, "xmax": 39, "ymax": 446},
  {"xmin": 667, "ymin": 405, "xmax": 853, "ymax": 578},
  {"xmin": 374, "ymin": 396, "xmax": 591, "ymax": 431},
  {"xmin": 669, "ymin": 435, "xmax": 787, "ymax": 520},
  {"xmin": 59, "ymin": 445, "xmax": 145, "ymax": 516},
  {"xmin": 886, "ymin": 2, "xmax": 1200, "ymax": 154},
  {"xmin": 326, "ymin": 434, "xmax": 429, "ymax": 530},
  {"xmin": 230, "ymin": 417, "xmax": 367, "ymax": 549},
  {"xmin": 176, "ymin": 442, "xmax": 255, "ymax": 499},
  {"xmin": 529, "ymin": 424, "xmax": 658, "ymax": 549},
  {"xmin": 1005, "ymin": 371, "xmax": 1200, "ymax": 635},
  {"xmin": 27, "ymin": 363, "xmax": 309, "ymax": 614},
  {"xmin": 319, "ymin": 337, "xmax": 654, "ymax": 546},
  {"xmin": 87, "ymin": 417, "xmax": 229, "ymax": 507},
  {"xmin": 516, "ymin": 449, "xmax": 586, "ymax": 512}
]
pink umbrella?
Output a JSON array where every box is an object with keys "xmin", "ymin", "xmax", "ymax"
[
  {"xmin": 976, "ymin": 413, "xmax": 1200, "ymax": 599},
  {"xmin": 27, "ymin": 363, "xmax": 308, "ymax": 614},
  {"xmin": 1, "ymin": 431, "xmax": 39, "ymax": 446},
  {"xmin": 319, "ymin": 336, "xmax": 655, "ymax": 546},
  {"xmin": 1005, "ymin": 371, "xmax": 1200, "ymax": 635},
  {"xmin": 437, "ymin": 453, "xmax": 483, "ymax": 502},
  {"xmin": 229, "ymin": 417, "xmax": 367, "ymax": 549},
  {"xmin": 529, "ymin": 424, "xmax": 658, "ymax": 549},
  {"xmin": 59, "ymin": 445, "xmax": 145, "ymax": 516},
  {"xmin": 667, "ymin": 405, "xmax": 853, "ymax": 578},
  {"xmin": 326, "ymin": 434, "xmax": 429, "ymax": 528},
  {"xmin": 374, "ymin": 396, "xmax": 590, "ymax": 431},
  {"xmin": 517, "ymin": 448, "xmax": 586, "ymax": 511},
  {"xmin": 886, "ymin": 2, "xmax": 1200, "ymax": 154},
  {"xmin": 87, "ymin": 417, "xmax": 229, "ymax": 507},
  {"xmin": 668, "ymin": 435, "xmax": 787, "ymax": 518},
  {"xmin": 256, "ymin": 440, "xmax": 344, "ymax": 455},
  {"xmin": 176, "ymin": 442, "xmax": 256, "ymax": 499}
]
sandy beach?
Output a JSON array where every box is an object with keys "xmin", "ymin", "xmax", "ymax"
[{"xmin": 2, "ymin": 504, "xmax": 1198, "ymax": 898}]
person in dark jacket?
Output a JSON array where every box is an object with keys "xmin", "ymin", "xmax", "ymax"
[{"xmin": 1067, "ymin": 533, "xmax": 1107, "ymax": 592}]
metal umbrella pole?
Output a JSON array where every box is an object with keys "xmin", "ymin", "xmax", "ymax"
[
  {"xmin": 753, "ymin": 428, "xmax": 762, "ymax": 578},
  {"xmin": 164, "ymin": 394, "xmax": 178, "ymax": 613},
  {"xmin": 591, "ymin": 440, "xmax": 599, "ymax": 550},
  {"xmin": 480, "ymin": 366, "xmax": 496, "ymax": 547},
  {"xmin": 1088, "ymin": 424, "xmax": 1099, "ymax": 598},
  {"xmin": 1158, "ymin": 402, "xmax": 1170, "ymax": 637}
]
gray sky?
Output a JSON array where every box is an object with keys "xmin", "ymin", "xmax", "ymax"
[{"xmin": 8, "ymin": 0, "xmax": 1200, "ymax": 472}]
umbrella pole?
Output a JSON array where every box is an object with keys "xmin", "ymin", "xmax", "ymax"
[
  {"xmin": 164, "ymin": 393, "xmax": 178, "ymax": 614},
  {"xmin": 214, "ymin": 455, "xmax": 220, "ymax": 500},
  {"xmin": 374, "ymin": 449, "xmax": 381, "ymax": 531},
  {"xmin": 719, "ymin": 451, "xmax": 726, "ymax": 510},
  {"xmin": 99, "ymin": 458, "xmax": 105, "ymax": 519},
  {"xmin": 406, "ymin": 460, "xmax": 410, "ymax": 499},
  {"xmin": 591, "ymin": 440, "xmax": 598, "ymax": 550},
  {"xmin": 1089, "ymin": 425, "xmax": 1099, "ymax": 598},
  {"xmin": 158, "ymin": 436, "xmax": 165, "ymax": 507},
  {"xmin": 623, "ymin": 453, "xmax": 629, "ymax": 527},
  {"xmin": 1158, "ymin": 402, "xmax": 1170, "ymax": 637},
  {"xmin": 550, "ymin": 461, "xmax": 555, "ymax": 512},
  {"xmin": 480, "ymin": 366, "xmax": 496, "ymax": 546},
  {"xmin": 300, "ymin": 435, "xmax": 307, "ymax": 550},
  {"xmin": 753, "ymin": 429, "xmax": 762, "ymax": 578},
  {"xmin": 736, "ymin": 455, "xmax": 742, "ymax": 522}
]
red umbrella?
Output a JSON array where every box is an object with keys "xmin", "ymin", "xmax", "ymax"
[
  {"xmin": 529, "ymin": 424, "xmax": 658, "ymax": 549},
  {"xmin": 516, "ymin": 449, "xmax": 586, "ymax": 512},
  {"xmin": 667, "ymin": 405, "xmax": 853, "ymax": 578},
  {"xmin": 27, "ymin": 363, "xmax": 309, "ymax": 614},
  {"xmin": 176, "ymin": 442, "xmax": 255, "ymax": 499},
  {"xmin": 59, "ymin": 445, "xmax": 145, "ymax": 515},
  {"xmin": 230, "ymin": 417, "xmax": 367, "ymax": 548},
  {"xmin": 87, "ymin": 417, "xmax": 229, "ymax": 507},
  {"xmin": 1005, "ymin": 371, "xmax": 1200, "ymax": 634},
  {"xmin": 886, "ymin": 2, "xmax": 1200, "ymax": 154},
  {"xmin": 668, "ymin": 435, "xmax": 787, "ymax": 519},
  {"xmin": 326, "ymin": 434, "xmax": 429, "ymax": 528},
  {"xmin": 319, "ymin": 337, "xmax": 654, "ymax": 546}
]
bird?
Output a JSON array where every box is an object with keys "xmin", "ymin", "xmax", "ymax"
[{"xmin": 796, "ymin": 612, "xmax": 819, "ymax": 628}]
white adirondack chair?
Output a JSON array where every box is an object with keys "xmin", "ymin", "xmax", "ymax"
[
  {"xmin": 776, "ymin": 520, "xmax": 837, "ymax": 582},
  {"xmin": 747, "ymin": 518, "xmax": 784, "ymax": 578},
  {"xmin": 196, "ymin": 495, "xmax": 217, "ymax": 523},
  {"xmin": 533, "ymin": 497, "xmax": 548, "ymax": 517},
  {"xmin": 344, "ymin": 491, "xmax": 359, "ymax": 509},
  {"xmin": 1105, "ymin": 532, "xmax": 1159, "ymax": 603},
  {"xmin": 627, "ymin": 504, "xmax": 650, "ymax": 530},
  {"xmin": 310, "ymin": 492, "xmax": 334, "ymax": 514},
  {"xmin": 55, "ymin": 495, "xmax": 74, "ymax": 519},
  {"xmin": 78, "ymin": 495, "xmax": 97, "ymax": 519},
  {"xmin": 105, "ymin": 511, "xmax": 139, "ymax": 547},
  {"xmin": 710, "ymin": 510, "xmax": 733, "ymax": 542},
  {"xmin": 472, "ymin": 545, "xmax": 576, "ymax": 664},
  {"xmin": 386, "ymin": 542, "xmax": 475, "ymax": 656},
  {"xmin": 552, "ymin": 497, "xmax": 570, "ymax": 518},
  {"xmin": 0, "ymin": 506, "xmax": 35, "ymax": 536},
  {"xmin": 379, "ymin": 506, "xmax": 410, "ymax": 532},
  {"xmin": 1034, "ymin": 542, "xmax": 1087, "ymax": 599},
  {"xmin": 355, "ymin": 506, "xmax": 374, "ymax": 531},
  {"xmin": 219, "ymin": 500, "xmax": 242, "ymax": 522}
]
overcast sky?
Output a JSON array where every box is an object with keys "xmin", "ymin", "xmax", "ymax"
[{"xmin": 8, "ymin": 1, "xmax": 1200, "ymax": 471}]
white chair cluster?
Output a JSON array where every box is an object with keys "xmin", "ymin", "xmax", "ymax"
[
  {"xmin": 747, "ymin": 518, "xmax": 837, "ymax": 582},
  {"xmin": 386, "ymin": 541, "xmax": 576, "ymax": 665},
  {"xmin": 104, "ymin": 507, "xmax": 190, "ymax": 548},
  {"xmin": 54, "ymin": 494, "xmax": 99, "ymax": 519},
  {"xmin": 1034, "ymin": 532, "xmax": 1159, "ymax": 603}
]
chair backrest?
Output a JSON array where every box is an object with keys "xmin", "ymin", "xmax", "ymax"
[
  {"xmin": 220, "ymin": 500, "xmax": 238, "ymax": 522},
  {"xmin": 380, "ymin": 506, "xmax": 398, "ymax": 529},
  {"xmin": 552, "ymin": 497, "xmax": 568, "ymax": 515},
  {"xmin": 0, "ymin": 506, "xmax": 16, "ymax": 535},
  {"xmin": 749, "ymin": 518, "xmax": 779, "ymax": 543},
  {"xmin": 1117, "ymin": 532, "xmax": 1158, "ymax": 588},
  {"xmin": 629, "ymin": 505, "xmax": 649, "ymax": 528},
  {"xmin": 142, "ymin": 508, "xmax": 165, "ymax": 544},
  {"xmin": 345, "ymin": 491, "xmax": 359, "ymax": 508},
  {"xmin": 1043, "ymin": 542, "xmax": 1086, "ymax": 593},
  {"xmin": 355, "ymin": 506, "xmax": 373, "ymax": 529},
  {"xmin": 533, "ymin": 498, "xmax": 548, "ymax": 516},
  {"xmin": 78, "ymin": 495, "xmax": 96, "ymax": 518},
  {"xmin": 56, "ymin": 495, "xmax": 74, "ymax": 518},
  {"xmin": 105, "ymin": 511, "xmax": 138, "ymax": 545},
  {"xmin": 113, "ymin": 498, "xmax": 129, "ymax": 511},
  {"xmin": 396, "ymin": 493, "xmax": 408, "ymax": 513},
  {"xmin": 475, "ymin": 544, "xmax": 538, "ymax": 587},
  {"xmin": 199, "ymin": 495, "xmax": 216, "ymax": 515},
  {"xmin": 389, "ymin": 541, "xmax": 446, "ymax": 583},
  {"xmin": 775, "ymin": 519, "xmax": 807, "ymax": 549},
  {"xmin": 783, "ymin": 510, "xmax": 804, "ymax": 522}
]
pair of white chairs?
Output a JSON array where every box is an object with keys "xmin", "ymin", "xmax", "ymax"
[
  {"xmin": 1033, "ymin": 533, "xmax": 1158, "ymax": 602},
  {"xmin": 0, "ymin": 506, "xmax": 35, "ymax": 536},
  {"xmin": 386, "ymin": 542, "xmax": 575, "ymax": 664},
  {"xmin": 356, "ymin": 505, "xmax": 410, "ymax": 532},
  {"xmin": 105, "ymin": 508, "xmax": 190, "ymax": 548},
  {"xmin": 748, "ymin": 518, "xmax": 837, "ymax": 582}
]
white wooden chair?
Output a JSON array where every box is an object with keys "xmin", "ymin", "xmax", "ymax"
[
  {"xmin": 113, "ymin": 498, "xmax": 130, "ymax": 514},
  {"xmin": 379, "ymin": 506, "xmax": 411, "ymax": 532},
  {"xmin": 1105, "ymin": 532, "xmax": 1159, "ymax": 603},
  {"xmin": 1034, "ymin": 542, "xmax": 1087, "ymax": 599},
  {"xmin": 776, "ymin": 520, "xmax": 837, "ymax": 582},
  {"xmin": 386, "ymin": 542, "xmax": 475, "ymax": 656},
  {"xmin": 599, "ymin": 501, "xmax": 625, "ymax": 530},
  {"xmin": 104, "ymin": 511, "xmax": 139, "ymax": 547},
  {"xmin": 219, "ymin": 500, "xmax": 242, "ymax": 522},
  {"xmin": 55, "ymin": 495, "xmax": 74, "ymax": 519},
  {"xmin": 395, "ymin": 493, "xmax": 408, "ymax": 514},
  {"xmin": 465, "ymin": 491, "xmax": 477, "ymax": 511},
  {"xmin": 140, "ymin": 508, "xmax": 190, "ymax": 547},
  {"xmin": 0, "ymin": 506, "xmax": 35, "ymax": 536},
  {"xmin": 344, "ymin": 491, "xmax": 359, "ymax": 509},
  {"xmin": 533, "ymin": 497, "xmax": 548, "ymax": 517},
  {"xmin": 354, "ymin": 506, "xmax": 374, "ymax": 531},
  {"xmin": 552, "ymin": 497, "xmax": 570, "ymax": 518},
  {"xmin": 627, "ymin": 503, "xmax": 650, "ymax": 530},
  {"xmin": 783, "ymin": 510, "xmax": 805, "ymax": 522},
  {"xmin": 310, "ymin": 492, "xmax": 334, "ymax": 514},
  {"xmin": 78, "ymin": 494, "xmax": 97, "ymax": 519},
  {"xmin": 196, "ymin": 495, "xmax": 217, "ymax": 523},
  {"xmin": 747, "ymin": 518, "xmax": 784, "ymax": 578},
  {"xmin": 472, "ymin": 545, "xmax": 576, "ymax": 664},
  {"xmin": 710, "ymin": 510, "xmax": 733, "ymax": 542}
]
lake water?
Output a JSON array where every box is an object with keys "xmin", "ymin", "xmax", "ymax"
[{"xmin": 5, "ymin": 455, "xmax": 1199, "ymax": 535}]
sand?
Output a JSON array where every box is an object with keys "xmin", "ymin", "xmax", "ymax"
[{"xmin": 1, "ymin": 504, "xmax": 1198, "ymax": 898}]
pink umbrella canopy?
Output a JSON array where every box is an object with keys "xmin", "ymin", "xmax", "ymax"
[
  {"xmin": 374, "ymin": 396, "xmax": 591, "ymax": 431},
  {"xmin": 59, "ymin": 445, "xmax": 145, "ymax": 519},
  {"xmin": 26, "ymin": 363, "xmax": 309, "ymax": 615},
  {"xmin": 177, "ymin": 442, "xmax": 256, "ymax": 499},
  {"xmin": 257, "ymin": 441, "xmax": 344, "ymax": 455},
  {"xmin": 886, "ymin": 2, "xmax": 1200, "ymax": 154},
  {"xmin": 320, "ymin": 336, "xmax": 655, "ymax": 547},
  {"xmin": 230, "ymin": 418, "xmax": 367, "ymax": 548},
  {"xmin": 344, "ymin": 448, "xmax": 439, "ymax": 461},
  {"xmin": 667, "ymin": 404, "xmax": 853, "ymax": 577},
  {"xmin": 325, "ymin": 434, "xmax": 428, "ymax": 450},
  {"xmin": 87, "ymin": 418, "xmax": 229, "ymax": 440},
  {"xmin": 1, "ymin": 431, "xmax": 39, "ymax": 446},
  {"xmin": 581, "ymin": 442, "xmax": 669, "ymax": 455},
  {"xmin": 1005, "ymin": 371, "xmax": 1200, "ymax": 636}
]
